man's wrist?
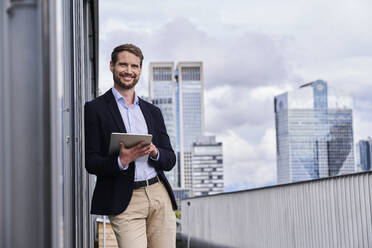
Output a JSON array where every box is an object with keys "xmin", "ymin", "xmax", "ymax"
[
  {"xmin": 149, "ymin": 148, "xmax": 160, "ymax": 161},
  {"xmin": 118, "ymin": 156, "xmax": 129, "ymax": 170}
]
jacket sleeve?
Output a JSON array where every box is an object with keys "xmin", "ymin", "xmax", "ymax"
[
  {"xmin": 148, "ymin": 107, "xmax": 176, "ymax": 171},
  {"xmin": 84, "ymin": 101, "xmax": 121, "ymax": 177}
]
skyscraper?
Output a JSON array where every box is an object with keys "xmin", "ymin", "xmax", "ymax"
[
  {"xmin": 275, "ymin": 80, "xmax": 355, "ymax": 184},
  {"xmin": 176, "ymin": 62, "xmax": 205, "ymax": 190},
  {"xmin": 149, "ymin": 62, "xmax": 178, "ymax": 187},
  {"xmin": 149, "ymin": 61, "xmax": 205, "ymax": 190},
  {"xmin": 191, "ymin": 136, "xmax": 223, "ymax": 196},
  {"xmin": 356, "ymin": 138, "xmax": 372, "ymax": 171}
]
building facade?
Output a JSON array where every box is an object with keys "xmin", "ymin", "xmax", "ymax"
[
  {"xmin": 191, "ymin": 136, "xmax": 223, "ymax": 196},
  {"xmin": 177, "ymin": 62, "xmax": 205, "ymax": 190},
  {"xmin": 148, "ymin": 62, "xmax": 178, "ymax": 187},
  {"xmin": 356, "ymin": 138, "xmax": 372, "ymax": 171},
  {"xmin": 275, "ymin": 80, "xmax": 355, "ymax": 184},
  {"xmin": 149, "ymin": 62, "xmax": 205, "ymax": 191}
]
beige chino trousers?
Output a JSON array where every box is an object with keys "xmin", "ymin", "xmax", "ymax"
[{"xmin": 108, "ymin": 181, "xmax": 176, "ymax": 248}]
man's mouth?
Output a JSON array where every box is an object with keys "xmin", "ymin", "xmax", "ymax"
[{"xmin": 120, "ymin": 73, "xmax": 135, "ymax": 81}]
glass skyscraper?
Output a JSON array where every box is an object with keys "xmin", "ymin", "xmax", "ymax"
[
  {"xmin": 177, "ymin": 62, "xmax": 205, "ymax": 190},
  {"xmin": 149, "ymin": 62, "xmax": 178, "ymax": 187},
  {"xmin": 275, "ymin": 80, "xmax": 355, "ymax": 184},
  {"xmin": 177, "ymin": 62, "xmax": 205, "ymax": 151},
  {"xmin": 149, "ymin": 62, "xmax": 205, "ymax": 190}
]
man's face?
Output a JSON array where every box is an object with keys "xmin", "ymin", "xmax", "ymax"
[{"xmin": 110, "ymin": 51, "xmax": 141, "ymax": 90}]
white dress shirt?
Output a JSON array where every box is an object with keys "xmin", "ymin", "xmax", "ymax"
[{"xmin": 112, "ymin": 87, "xmax": 158, "ymax": 181}]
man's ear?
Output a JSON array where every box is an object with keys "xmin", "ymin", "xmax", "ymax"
[{"xmin": 110, "ymin": 61, "xmax": 114, "ymax": 73}]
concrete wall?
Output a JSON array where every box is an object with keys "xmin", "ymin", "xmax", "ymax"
[{"xmin": 181, "ymin": 172, "xmax": 372, "ymax": 248}]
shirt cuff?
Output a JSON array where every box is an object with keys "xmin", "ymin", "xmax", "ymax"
[
  {"xmin": 149, "ymin": 148, "xmax": 160, "ymax": 161},
  {"xmin": 117, "ymin": 156, "xmax": 129, "ymax": 170}
]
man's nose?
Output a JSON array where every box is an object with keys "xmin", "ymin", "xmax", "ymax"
[{"xmin": 124, "ymin": 65, "xmax": 133, "ymax": 74}]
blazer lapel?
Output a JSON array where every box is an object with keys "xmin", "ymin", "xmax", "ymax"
[
  {"xmin": 139, "ymin": 98, "xmax": 155, "ymax": 135},
  {"xmin": 104, "ymin": 89, "xmax": 127, "ymax": 133}
]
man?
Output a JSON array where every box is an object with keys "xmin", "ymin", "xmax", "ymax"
[{"xmin": 85, "ymin": 44, "xmax": 177, "ymax": 248}]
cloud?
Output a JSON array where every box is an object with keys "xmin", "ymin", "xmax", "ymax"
[
  {"xmin": 99, "ymin": 18, "xmax": 297, "ymax": 93},
  {"xmin": 99, "ymin": 2, "xmax": 372, "ymax": 190},
  {"xmin": 205, "ymin": 84, "xmax": 292, "ymax": 132},
  {"xmin": 218, "ymin": 128, "xmax": 277, "ymax": 190}
]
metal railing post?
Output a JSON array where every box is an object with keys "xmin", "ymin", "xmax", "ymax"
[
  {"xmin": 103, "ymin": 216, "xmax": 107, "ymax": 248},
  {"xmin": 187, "ymin": 201, "xmax": 191, "ymax": 248}
]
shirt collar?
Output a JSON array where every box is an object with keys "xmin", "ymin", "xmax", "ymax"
[{"xmin": 112, "ymin": 87, "xmax": 140, "ymax": 106}]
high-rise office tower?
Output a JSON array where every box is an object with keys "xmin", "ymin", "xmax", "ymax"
[
  {"xmin": 176, "ymin": 62, "xmax": 205, "ymax": 190},
  {"xmin": 191, "ymin": 136, "xmax": 223, "ymax": 196},
  {"xmin": 149, "ymin": 62, "xmax": 178, "ymax": 187},
  {"xmin": 275, "ymin": 80, "xmax": 355, "ymax": 184},
  {"xmin": 356, "ymin": 138, "xmax": 372, "ymax": 171},
  {"xmin": 149, "ymin": 62, "xmax": 205, "ymax": 191}
]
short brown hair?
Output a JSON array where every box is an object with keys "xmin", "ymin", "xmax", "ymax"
[{"xmin": 111, "ymin": 44, "xmax": 144, "ymax": 67}]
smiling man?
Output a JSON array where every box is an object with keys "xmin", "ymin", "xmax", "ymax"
[{"xmin": 84, "ymin": 44, "xmax": 177, "ymax": 248}]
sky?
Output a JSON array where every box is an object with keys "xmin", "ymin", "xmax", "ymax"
[{"xmin": 99, "ymin": 0, "xmax": 372, "ymax": 191}]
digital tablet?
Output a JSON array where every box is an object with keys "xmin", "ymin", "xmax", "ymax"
[{"xmin": 109, "ymin": 133, "xmax": 153, "ymax": 162}]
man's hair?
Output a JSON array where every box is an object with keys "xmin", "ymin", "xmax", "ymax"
[{"xmin": 111, "ymin": 44, "xmax": 144, "ymax": 67}]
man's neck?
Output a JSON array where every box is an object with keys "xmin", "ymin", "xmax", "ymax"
[{"xmin": 114, "ymin": 85, "xmax": 135, "ymax": 107}]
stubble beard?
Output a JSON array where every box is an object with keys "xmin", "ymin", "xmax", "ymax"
[{"xmin": 113, "ymin": 71, "xmax": 139, "ymax": 90}]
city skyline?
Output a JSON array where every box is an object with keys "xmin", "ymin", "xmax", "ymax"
[{"xmin": 99, "ymin": 0, "xmax": 372, "ymax": 191}]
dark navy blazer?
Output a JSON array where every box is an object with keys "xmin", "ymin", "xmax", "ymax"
[{"xmin": 84, "ymin": 89, "xmax": 177, "ymax": 215}]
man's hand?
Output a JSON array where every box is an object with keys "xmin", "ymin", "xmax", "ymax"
[
  {"xmin": 119, "ymin": 142, "xmax": 151, "ymax": 166},
  {"xmin": 148, "ymin": 142, "xmax": 158, "ymax": 159}
]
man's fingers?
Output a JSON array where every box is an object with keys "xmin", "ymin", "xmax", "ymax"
[
  {"xmin": 121, "ymin": 142, "xmax": 151, "ymax": 161},
  {"xmin": 119, "ymin": 141, "xmax": 152, "ymax": 163},
  {"xmin": 132, "ymin": 144, "xmax": 151, "ymax": 158},
  {"xmin": 133, "ymin": 142, "xmax": 150, "ymax": 151},
  {"xmin": 136, "ymin": 141, "xmax": 145, "ymax": 148},
  {"xmin": 137, "ymin": 144, "xmax": 151, "ymax": 154}
]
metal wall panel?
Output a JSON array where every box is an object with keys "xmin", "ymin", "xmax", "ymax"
[
  {"xmin": 181, "ymin": 172, "xmax": 372, "ymax": 248},
  {"xmin": 0, "ymin": 0, "xmax": 98, "ymax": 247},
  {"xmin": 0, "ymin": 1, "xmax": 48, "ymax": 247},
  {"xmin": 0, "ymin": 2, "xmax": 8, "ymax": 247}
]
